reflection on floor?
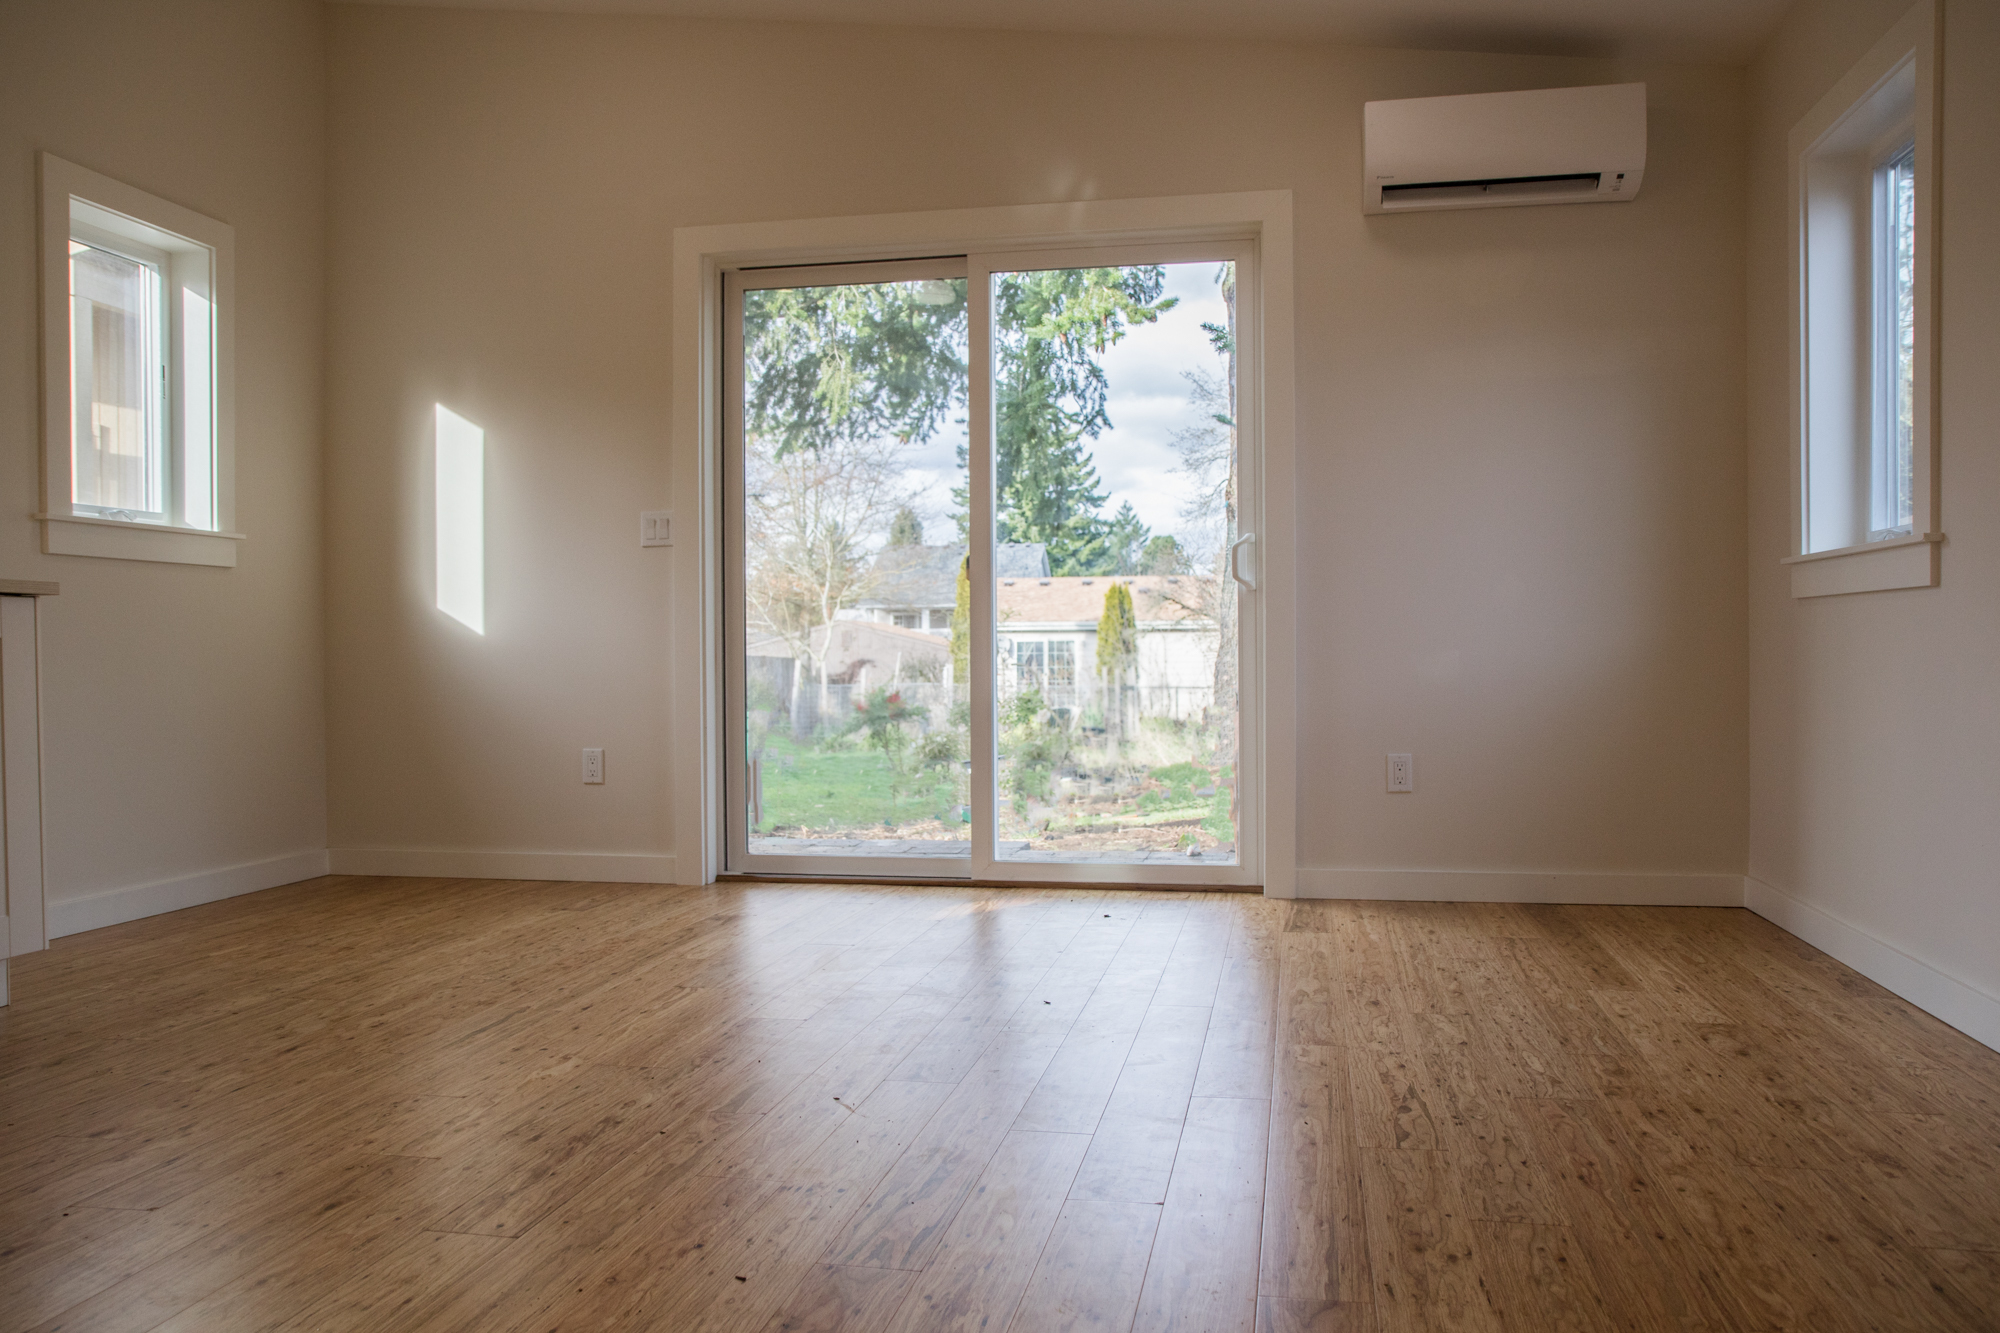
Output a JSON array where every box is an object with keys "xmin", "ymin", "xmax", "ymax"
[
  {"xmin": 3, "ymin": 876, "xmax": 1997, "ymax": 1332},
  {"xmin": 748, "ymin": 836, "xmax": 1239, "ymax": 864}
]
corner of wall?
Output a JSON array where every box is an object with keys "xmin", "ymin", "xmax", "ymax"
[{"xmin": 1746, "ymin": 875, "xmax": 2000, "ymax": 1051}]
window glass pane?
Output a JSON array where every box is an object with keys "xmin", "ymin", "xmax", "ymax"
[
  {"xmin": 1048, "ymin": 640, "xmax": 1075, "ymax": 691},
  {"xmin": 70, "ymin": 242, "xmax": 164, "ymax": 516},
  {"xmin": 1014, "ymin": 639, "xmax": 1045, "ymax": 692},
  {"xmin": 1890, "ymin": 146, "xmax": 1916, "ymax": 534},
  {"xmin": 739, "ymin": 274, "xmax": 971, "ymax": 860},
  {"xmin": 991, "ymin": 261, "xmax": 1240, "ymax": 865}
]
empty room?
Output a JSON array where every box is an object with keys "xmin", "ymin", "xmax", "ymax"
[{"xmin": 2, "ymin": 0, "xmax": 1997, "ymax": 1329}]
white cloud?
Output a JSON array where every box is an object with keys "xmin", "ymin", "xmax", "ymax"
[{"xmin": 1092, "ymin": 262, "xmax": 1233, "ymax": 537}]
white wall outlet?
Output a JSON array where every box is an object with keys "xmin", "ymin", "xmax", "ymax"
[
  {"xmin": 582, "ymin": 747, "xmax": 605, "ymax": 784},
  {"xmin": 640, "ymin": 511, "xmax": 672, "ymax": 547},
  {"xmin": 1387, "ymin": 753, "xmax": 1415, "ymax": 792}
]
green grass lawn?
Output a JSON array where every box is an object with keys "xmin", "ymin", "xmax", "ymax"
[
  {"xmin": 754, "ymin": 731, "xmax": 1232, "ymax": 843},
  {"xmin": 755, "ymin": 732, "xmax": 962, "ymax": 834}
]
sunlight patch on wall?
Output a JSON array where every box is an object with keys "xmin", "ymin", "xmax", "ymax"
[{"xmin": 435, "ymin": 404, "xmax": 485, "ymax": 634}]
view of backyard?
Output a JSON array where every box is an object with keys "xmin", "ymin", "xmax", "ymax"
[{"xmin": 740, "ymin": 260, "xmax": 1240, "ymax": 863}]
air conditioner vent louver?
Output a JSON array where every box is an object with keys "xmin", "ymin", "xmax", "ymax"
[
  {"xmin": 1380, "ymin": 173, "xmax": 1602, "ymax": 207},
  {"xmin": 1363, "ymin": 84, "xmax": 1646, "ymax": 214}
]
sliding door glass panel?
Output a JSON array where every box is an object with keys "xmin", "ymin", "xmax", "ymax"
[
  {"xmin": 736, "ymin": 271, "xmax": 972, "ymax": 865},
  {"xmin": 990, "ymin": 261, "xmax": 1241, "ymax": 866}
]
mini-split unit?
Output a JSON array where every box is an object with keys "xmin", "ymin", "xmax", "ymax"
[{"xmin": 1362, "ymin": 82, "xmax": 1648, "ymax": 214}]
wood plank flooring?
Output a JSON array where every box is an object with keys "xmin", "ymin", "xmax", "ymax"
[{"xmin": 2, "ymin": 876, "xmax": 1998, "ymax": 1331}]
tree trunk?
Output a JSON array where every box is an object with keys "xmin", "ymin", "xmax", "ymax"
[{"xmin": 789, "ymin": 655, "xmax": 806, "ymax": 739}]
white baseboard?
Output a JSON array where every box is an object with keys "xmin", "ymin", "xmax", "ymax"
[
  {"xmin": 47, "ymin": 849, "xmax": 333, "ymax": 938},
  {"xmin": 1294, "ymin": 867, "xmax": 1746, "ymax": 907},
  {"xmin": 1745, "ymin": 875, "xmax": 2000, "ymax": 1053},
  {"xmin": 328, "ymin": 847, "xmax": 676, "ymax": 884}
]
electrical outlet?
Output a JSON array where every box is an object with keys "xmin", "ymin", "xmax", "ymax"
[
  {"xmin": 1386, "ymin": 753, "xmax": 1415, "ymax": 792},
  {"xmin": 582, "ymin": 747, "xmax": 605, "ymax": 784},
  {"xmin": 640, "ymin": 511, "xmax": 672, "ymax": 547}
]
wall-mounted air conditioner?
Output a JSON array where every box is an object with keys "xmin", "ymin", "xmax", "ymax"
[{"xmin": 1363, "ymin": 83, "xmax": 1647, "ymax": 214}]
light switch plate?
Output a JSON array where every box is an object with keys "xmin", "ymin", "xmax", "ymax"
[{"xmin": 640, "ymin": 511, "xmax": 672, "ymax": 547}]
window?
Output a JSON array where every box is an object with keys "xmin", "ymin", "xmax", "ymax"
[
  {"xmin": 39, "ymin": 155, "xmax": 238, "ymax": 566},
  {"xmin": 1047, "ymin": 640, "xmax": 1076, "ymax": 691},
  {"xmin": 1008, "ymin": 639, "xmax": 1075, "ymax": 693},
  {"xmin": 893, "ymin": 612, "xmax": 920, "ymax": 629},
  {"xmin": 1787, "ymin": 1, "xmax": 1938, "ymax": 597},
  {"xmin": 1871, "ymin": 143, "xmax": 1916, "ymax": 542},
  {"xmin": 1014, "ymin": 639, "xmax": 1045, "ymax": 691},
  {"xmin": 927, "ymin": 609, "xmax": 950, "ymax": 631}
]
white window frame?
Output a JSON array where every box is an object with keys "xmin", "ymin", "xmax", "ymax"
[
  {"xmin": 675, "ymin": 192, "xmax": 1298, "ymax": 896},
  {"xmin": 38, "ymin": 154, "xmax": 241, "ymax": 567},
  {"xmin": 1785, "ymin": 1, "xmax": 1940, "ymax": 598}
]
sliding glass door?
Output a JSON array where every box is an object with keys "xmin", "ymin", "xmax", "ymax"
[
  {"xmin": 724, "ymin": 243, "xmax": 1258, "ymax": 886},
  {"xmin": 723, "ymin": 259, "xmax": 973, "ymax": 878}
]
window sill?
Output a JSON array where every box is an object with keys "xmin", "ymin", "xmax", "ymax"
[
  {"xmin": 35, "ymin": 513, "xmax": 243, "ymax": 568},
  {"xmin": 1783, "ymin": 531, "xmax": 1939, "ymax": 598}
]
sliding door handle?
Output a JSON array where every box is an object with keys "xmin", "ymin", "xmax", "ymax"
[{"xmin": 1229, "ymin": 533, "xmax": 1258, "ymax": 591}]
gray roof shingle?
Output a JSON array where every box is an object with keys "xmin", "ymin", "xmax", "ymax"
[{"xmin": 858, "ymin": 543, "xmax": 1049, "ymax": 608}]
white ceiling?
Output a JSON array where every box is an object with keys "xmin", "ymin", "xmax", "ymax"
[{"xmin": 346, "ymin": 0, "xmax": 1792, "ymax": 64}]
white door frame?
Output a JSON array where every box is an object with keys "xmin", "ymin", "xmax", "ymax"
[
  {"xmin": 672, "ymin": 191, "xmax": 1298, "ymax": 898},
  {"xmin": 0, "ymin": 593, "xmax": 50, "ymax": 1007}
]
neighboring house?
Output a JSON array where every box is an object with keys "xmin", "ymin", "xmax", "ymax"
[
  {"xmin": 849, "ymin": 542, "xmax": 1051, "ymax": 634},
  {"xmin": 997, "ymin": 574, "xmax": 1220, "ymax": 721},
  {"xmin": 749, "ymin": 564, "xmax": 1220, "ymax": 730}
]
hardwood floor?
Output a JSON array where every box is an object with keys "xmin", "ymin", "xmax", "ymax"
[{"xmin": 3, "ymin": 876, "xmax": 1998, "ymax": 1332}]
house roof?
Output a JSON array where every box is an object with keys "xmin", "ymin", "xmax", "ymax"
[
  {"xmin": 998, "ymin": 575, "xmax": 1217, "ymax": 626},
  {"xmin": 858, "ymin": 542, "xmax": 1049, "ymax": 608}
]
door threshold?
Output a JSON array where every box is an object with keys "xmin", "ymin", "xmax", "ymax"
[{"xmin": 717, "ymin": 871, "xmax": 1261, "ymax": 893}]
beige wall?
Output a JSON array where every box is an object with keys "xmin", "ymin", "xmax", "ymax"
[
  {"xmin": 1747, "ymin": 0, "xmax": 2000, "ymax": 1029},
  {"xmin": 324, "ymin": 5, "xmax": 1748, "ymax": 885},
  {"xmin": 0, "ymin": 0, "xmax": 329, "ymax": 923}
]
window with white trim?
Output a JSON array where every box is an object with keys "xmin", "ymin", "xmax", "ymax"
[
  {"xmin": 39, "ymin": 155, "xmax": 238, "ymax": 567},
  {"xmin": 1787, "ymin": 1, "xmax": 1938, "ymax": 597}
]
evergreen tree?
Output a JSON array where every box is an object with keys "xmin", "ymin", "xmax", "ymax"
[
  {"xmin": 1095, "ymin": 582, "xmax": 1138, "ymax": 681},
  {"xmin": 949, "ymin": 557, "xmax": 971, "ymax": 686},
  {"xmin": 742, "ymin": 280, "xmax": 967, "ymax": 457},
  {"xmin": 1141, "ymin": 534, "xmax": 1186, "ymax": 574},
  {"xmin": 1102, "ymin": 502, "xmax": 1152, "ymax": 575},
  {"xmin": 746, "ymin": 266, "xmax": 1176, "ymax": 577},
  {"xmin": 887, "ymin": 506, "xmax": 924, "ymax": 546},
  {"xmin": 991, "ymin": 268, "xmax": 1173, "ymax": 574},
  {"xmin": 995, "ymin": 409, "xmax": 1113, "ymax": 574},
  {"xmin": 1095, "ymin": 582, "xmax": 1139, "ymax": 742}
]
